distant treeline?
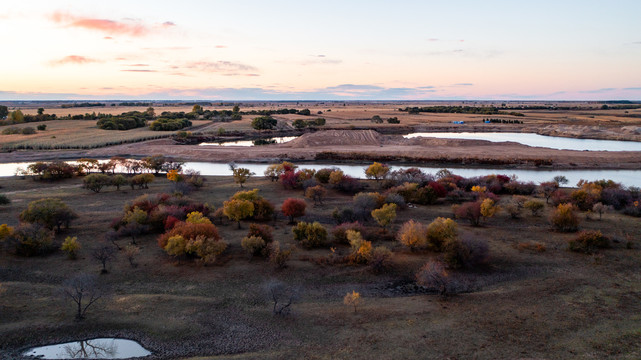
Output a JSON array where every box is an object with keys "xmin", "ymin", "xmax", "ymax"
[
  {"xmin": 61, "ymin": 102, "xmax": 106, "ymax": 108},
  {"xmin": 400, "ymin": 106, "xmax": 525, "ymax": 117},
  {"xmin": 116, "ymin": 102, "xmax": 153, "ymax": 107},
  {"xmin": 497, "ymin": 104, "xmax": 641, "ymax": 111},
  {"xmin": 483, "ymin": 118, "xmax": 524, "ymax": 124},
  {"xmin": 241, "ymin": 108, "xmax": 312, "ymax": 116}
]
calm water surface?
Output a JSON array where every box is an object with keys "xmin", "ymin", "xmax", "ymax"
[
  {"xmin": 22, "ymin": 338, "xmax": 151, "ymax": 359},
  {"xmin": 404, "ymin": 132, "xmax": 641, "ymax": 151}
]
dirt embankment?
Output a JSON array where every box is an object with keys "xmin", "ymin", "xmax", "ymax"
[{"xmin": 2, "ymin": 130, "xmax": 641, "ymax": 170}]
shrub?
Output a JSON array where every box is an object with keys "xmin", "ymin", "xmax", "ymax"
[
  {"xmin": 343, "ymin": 291, "xmax": 361, "ymax": 313},
  {"xmin": 83, "ymin": 173, "xmax": 112, "ymax": 193},
  {"xmin": 282, "ymin": 198, "xmax": 306, "ymax": 223},
  {"xmin": 623, "ymin": 201, "xmax": 641, "ymax": 217},
  {"xmin": 397, "ymin": 220, "xmax": 428, "ymax": 250},
  {"xmin": 0, "ymin": 194, "xmax": 10, "ymax": 205},
  {"xmin": 550, "ymin": 203, "xmax": 580, "ymax": 232},
  {"xmin": 158, "ymin": 221, "xmax": 220, "ymax": 249},
  {"xmin": 268, "ymin": 241, "xmax": 293, "ymax": 269},
  {"xmin": 592, "ymin": 202, "xmax": 611, "ymax": 220},
  {"xmin": 305, "ymin": 185, "xmax": 327, "ymax": 205},
  {"xmin": 332, "ymin": 207, "xmax": 357, "ymax": 224},
  {"xmin": 130, "ymin": 173, "xmax": 154, "ymax": 189},
  {"xmin": 332, "ymin": 222, "xmax": 365, "ymax": 244},
  {"xmin": 569, "ymin": 230, "xmax": 610, "ymax": 254},
  {"xmin": 371, "ymin": 203, "xmax": 397, "ymax": 230},
  {"xmin": 454, "ymin": 201, "xmax": 482, "ymax": 226},
  {"xmin": 480, "ymin": 198, "xmax": 500, "ymax": 220},
  {"xmin": 384, "ymin": 193, "xmax": 406, "ymax": 209},
  {"xmin": 8, "ymin": 223, "xmax": 54, "ymax": 256},
  {"xmin": 315, "ymin": 168, "xmax": 334, "ymax": 183},
  {"xmin": 368, "ymin": 246, "xmax": 392, "ymax": 273},
  {"xmin": 353, "ymin": 192, "xmax": 381, "ymax": 220},
  {"xmin": 442, "ymin": 235, "xmax": 489, "ymax": 269},
  {"xmin": 292, "ymin": 221, "xmax": 328, "ymax": 248},
  {"xmin": 223, "ymin": 199, "xmax": 254, "ymax": 228},
  {"xmin": 347, "ymin": 230, "xmax": 372, "ymax": 264},
  {"xmin": 425, "ymin": 217, "xmax": 458, "ymax": 251},
  {"xmin": 61, "ymin": 236, "xmax": 81, "ymax": 259},
  {"xmin": 21, "ymin": 127, "xmax": 36, "ymax": 135},
  {"xmin": 19, "ymin": 198, "xmax": 77, "ymax": 232},
  {"xmin": 248, "ymin": 223, "xmax": 274, "ymax": 243},
  {"xmin": 416, "ymin": 260, "xmax": 461, "ymax": 297},
  {"xmin": 0, "ymin": 224, "xmax": 14, "ymax": 242},
  {"xmin": 242, "ymin": 236, "xmax": 267, "ymax": 257},
  {"xmin": 524, "ymin": 199, "xmax": 545, "ymax": 216}
]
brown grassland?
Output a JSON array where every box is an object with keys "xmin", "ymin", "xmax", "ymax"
[{"xmin": 1, "ymin": 173, "xmax": 641, "ymax": 359}]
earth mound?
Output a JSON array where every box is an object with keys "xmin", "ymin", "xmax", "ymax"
[{"xmin": 282, "ymin": 130, "xmax": 382, "ymax": 147}]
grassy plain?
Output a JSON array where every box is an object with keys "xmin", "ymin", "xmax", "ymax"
[{"xmin": 1, "ymin": 174, "xmax": 641, "ymax": 359}]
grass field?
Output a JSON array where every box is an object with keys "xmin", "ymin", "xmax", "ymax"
[
  {"xmin": 1, "ymin": 173, "xmax": 641, "ymax": 359},
  {"xmin": 0, "ymin": 120, "xmax": 210, "ymax": 150}
]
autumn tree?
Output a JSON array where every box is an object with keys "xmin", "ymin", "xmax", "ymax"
[
  {"xmin": 425, "ymin": 217, "xmax": 458, "ymax": 251},
  {"xmin": 538, "ymin": 181, "xmax": 559, "ymax": 204},
  {"xmin": 550, "ymin": 203, "xmax": 580, "ymax": 232},
  {"xmin": 365, "ymin": 162, "xmax": 390, "ymax": 184},
  {"xmin": 343, "ymin": 290, "xmax": 362, "ymax": 313},
  {"xmin": 454, "ymin": 201, "xmax": 482, "ymax": 226},
  {"xmin": 233, "ymin": 167, "xmax": 253, "ymax": 188},
  {"xmin": 83, "ymin": 174, "xmax": 112, "ymax": 193},
  {"xmin": 292, "ymin": 221, "xmax": 327, "ymax": 248},
  {"xmin": 524, "ymin": 199, "xmax": 545, "ymax": 216},
  {"xmin": 371, "ymin": 203, "xmax": 397, "ymax": 230},
  {"xmin": 19, "ymin": 198, "xmax": 77, "ymax": 232},
  {"xmin": 305, "ymin": 185, "xmax": 327, "ymax": 205},
  {"xmin": 397, "ymin": 220, "xmax": 428, "ymax": 250},
  {"xmin": 223, "ymin": 199, "xmax": 254, "ymax": 228},
  {"xmin": 592, "ymin": 202, "xmax": 611, "ymax": 220},
  {"xmin": 142, "ymin": 155, "xmax": 167, "ymax": 174},
  {"xmin": 61, "ymin": 236, "xmax": 81, "ymax": 259},
  {"xmin": 251, "ymin": 116, "xmax": 277, "ymax": 131},
  {"xmin": 282, "ymin": 198, "xmax": 307, "ymax": 224},
  {"xmin": 480, "ymin": 198, "xmax": 500, "ymax": 220},
  {"xmin": 111, "ymin": 174, "xmax": 127, "ymax": 190}
]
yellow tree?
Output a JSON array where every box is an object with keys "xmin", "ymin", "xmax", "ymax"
[
  {"xmin": 0, "ymin": 224, "xmax": 13, "ymax": 242},
  {"xmin": 167, "ymin": 169, "xmax": 183, "ymax": 182},
  {"xmin": 343, "ymin": 290, "xmax": 362, "ymax": 313},
  {"xmin": 480, "ymin": 198, "xmax": 500, "ymax": 220},
  {"xmin": 186, "ymin": 211, "xmax": 212, "ymax": 224},
  {"xmin": 396, "ymin": 220, "xmax": 428, "ymax": 250},
  {"xmin": 347, "ymin": 230, "xmax": 372, "ymax": 264},
  {"xmin": 425, "ymin": 217, "xmax": 458, "ymax": 251},
  {"xmin": 223, "ymin": 199, "xmax": 254, "ymax": 229},
  {"xmin": 365, "ymin": 162, "xmax": 390, "ymax": 184},
  {"xmin": 232, "ymin": 168, "xmax": 253, "ymax": 188},
  {"xmin": 371, "ymin": 203, "xmax": 397, "ymax": 230}
]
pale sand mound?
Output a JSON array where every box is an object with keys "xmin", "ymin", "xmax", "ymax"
[{"xmin": 282, "ymin": 130, "xmax": 382, "ymax": 147}]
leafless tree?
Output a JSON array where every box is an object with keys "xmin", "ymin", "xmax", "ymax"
[
  {"xmin": 60, "ymin": 273, "xmax": 107, "ymax": 320},
  {"xmin": 64, "ymin": 339, "xmax": 116, "ymax": 358},
  {"xmin": 265, "ymin": 280, "xmax": 299, "ymax": 316},
  {"xmin": 92, "ymin": 244, "xmax": 115, "ymax": 274}
]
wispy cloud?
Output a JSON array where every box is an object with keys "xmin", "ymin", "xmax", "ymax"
[
  {"xmin": 184, "ymin": 61, "xmax": 258, "ymax": 76},
  {"xmin": 579, "ymin": 88, "xmax": 616, "ymax": 94},
  {"xmin": 50, "ymin": 11, "xmax": 175, "ymax": 37},
  {"xmin": 49, "ymin": 55, "xmax": 99, "ymax": 66},
  {"xmin": 623, "ymin": 87, "xmax": 641, "ymax": 91},
  {"xmin": 121, "ymin": 69, "xmax": 157, "ymax": 73},
  {"xmin": 453, "ymin": 83, "xmax": 474, "ymax": 86},
  {"xmin": 299, "ymin": 55, "xmax": 342, "ymax": 65}
]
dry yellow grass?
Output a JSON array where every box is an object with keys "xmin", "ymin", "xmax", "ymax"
[{"xmin": 0, "ymin": 119, "xmax": 210, "ymax": 150}]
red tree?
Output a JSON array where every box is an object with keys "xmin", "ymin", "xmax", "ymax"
[{"xmin": 281, "ymin": 198, "xmax": 307, "ymax": 223}]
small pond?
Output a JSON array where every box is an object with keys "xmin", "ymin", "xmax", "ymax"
[
  {"xmin": 404, "ymin": 132, "xmax": 641, "ymax": 152},
  {"xmin": 199, "ymin": 136, "xmax": 297, "ymax": 147},
  {"xmin": 23, "ymin": 338, "xmax": 151, "ymax": 359}
]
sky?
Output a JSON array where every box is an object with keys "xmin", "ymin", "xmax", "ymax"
[{"xmin": 1, "ymin": 0, "xmax": 641, "ymax": 101}]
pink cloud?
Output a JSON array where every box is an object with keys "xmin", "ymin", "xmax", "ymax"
[
  {"xmin": 50, "ymin": 55, "xmax": 99, "ymax": 66},
  {"xmin": 50, "ymin": 11, "xmax": 175, "ymax": 37}
]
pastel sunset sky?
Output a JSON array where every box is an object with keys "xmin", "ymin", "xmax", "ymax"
[{"xmin": 2, "ymin": 0, "xmax": 640, "ymax": 100}]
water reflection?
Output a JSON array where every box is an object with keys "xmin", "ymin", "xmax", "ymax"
[
  {"xmin": 404, "ymin": 132, "xmax": 641, "ymax": 152},
  {"xmin": 199, "ymin": 136, "xmax": 297, "ymax": 147},
  {"xmin": 23, "ymin": 338, "xmax": 151, "ymax": 359}
]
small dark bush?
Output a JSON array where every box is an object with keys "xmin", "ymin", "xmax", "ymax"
[{"xmin": 568, "ymin": 230, "xmax": 610, "ymax": 254}]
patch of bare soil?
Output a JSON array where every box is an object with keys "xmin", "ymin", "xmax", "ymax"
[{"xmin": 283, "ymin": 130, "xmax": 382, "ymax": 147}]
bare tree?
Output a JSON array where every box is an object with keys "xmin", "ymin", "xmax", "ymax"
[
  {"xmin": 92, "ymin": 245, "xmax": 116, "ymax": 274},
  {"xmin": 265, "ymin": 280, "xmax": 299, "ymax": 315},
  {"xmin": 60, "ymin": 273, "xmax": 106, "ymax": 320}
]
